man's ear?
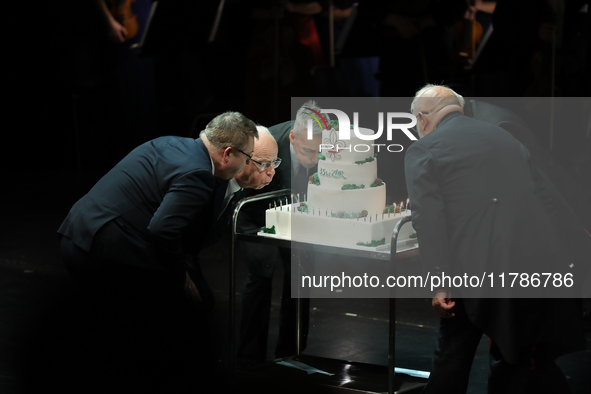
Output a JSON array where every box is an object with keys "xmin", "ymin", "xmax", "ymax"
[
  {"xmin": 421, "ymin": 115, "xmax": 429, "ymax": 131},
  {"xmin": 289, "ymin": 130, "xmax": 295, "ymax": 145},
  {"xmin": 222, "ymin": 147, "xmax": 232, "ymax": 163}
]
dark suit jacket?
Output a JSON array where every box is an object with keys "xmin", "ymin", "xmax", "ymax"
[
  {"xmin": 58, "ymin": 137, "xmax": 225, "ymax": 279},
  {"xmin": 237, "ymin": 120, "xmax": 317, "ymax": 275},
  {"xmin": 405, "ymin": 112, "xmax": 565, "ymax": 276},
  {"xmin": 404, "ymin": 112, "xmax": 585, "ymax": 363}
]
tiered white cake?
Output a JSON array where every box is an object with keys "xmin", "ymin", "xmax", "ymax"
[
  {"xmin": 308, "ymin": 127, "xmax": 385, "ymax": 216},
  {"xmin": 262, "ymin": 127, "xmax": 415, "ymax": 249}
]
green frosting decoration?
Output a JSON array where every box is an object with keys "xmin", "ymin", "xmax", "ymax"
[
  {"xmin": 262, "ymin": 225, "xmax": 276, "ymax": 234},
  {"xmin": 331, "ymin": 211, "xmax": 365, "ymax": 219},
  {"xmin": 370, "ymin": 178, "xmax": 384, "ymax": 188},
  {"xmin": 354, "ymin": 156, "xmax": 375, "ymax": 165},
  {"xmin": 318, "ymin": 153, "xmax": 326, "ymax": 160},
  {"xmin": 311, "ymin": 173, "xmax": 320, "ymax": 186},
  {"xmin": 383, "ymin": 205, "xmax": 407, "ymax": 214},
  {"xmin": 319, "ymin": 168, "xmax": 345, "ymax": 179},
  {"xmin": 341, "ymin": 184, "xmax": 365, "ymax": 190},
  {"xmin": 297, "ymin": 204, "xmax": 308, "ymax": 212},
  {"xmin": 356, "ymin": 238, "xmax": 386, "ymax": 247}
]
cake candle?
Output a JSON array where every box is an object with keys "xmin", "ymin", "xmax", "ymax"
[
  {"xmin": 406, "ymin": 198, "xmax": 410, "ymax": 213},
  {"xmin": 297, "ymin": 193, "xmax": 300, "ymax": 203}
]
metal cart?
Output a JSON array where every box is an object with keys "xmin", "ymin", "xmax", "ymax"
[{"xmin": 229, "ymin": 190, "xmax": 428, "ymax": 393}]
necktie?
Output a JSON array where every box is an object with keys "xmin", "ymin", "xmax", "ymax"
[
  {"xmin": 205, "ymin": 191, "xmax": 242, "ymax": 246},
  {"xmin": 293, "ymin": 165, "xmax": 309, "ymax": 195},
  {"xmin": 219, "ymin": 190, "xmax": 239, "ymax": 220}
]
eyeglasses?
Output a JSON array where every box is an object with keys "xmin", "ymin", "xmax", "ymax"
[
  {"xmin": 233, "ymin": 148, "xmax": 252, "ymax": 164},
  {"xmin": 410, "ymin": 111, "xmax": 429, "ymax": 135},
  {"xmin": 251, "ymin": 157, "xmax": 282, "ymax": 172}
]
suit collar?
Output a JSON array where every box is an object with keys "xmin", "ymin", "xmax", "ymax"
[
  {"xmin": 437, "ymin": 111, "xmax": 463, "ymax": 128},
  {"xmin": 194, "ymin": 138, "xmax": 214, "ymax": 173}
]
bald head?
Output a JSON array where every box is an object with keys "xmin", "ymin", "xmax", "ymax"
[
  {"xmin": 235, "ymin": 126, "xmax": 279, "ymax": 189},
  {"xmin": 411, "ymin": 84, "xmax": 465, "ymax": 138}
]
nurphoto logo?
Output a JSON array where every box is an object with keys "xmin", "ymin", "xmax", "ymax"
[{"xmin": 307, "ymin": 109, "xmax": 418, "ymax": 153}]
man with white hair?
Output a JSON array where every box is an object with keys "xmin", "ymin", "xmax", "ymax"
[{"xmin": 405, "ymin": 85, "xmax": 585, "ymax": 393}]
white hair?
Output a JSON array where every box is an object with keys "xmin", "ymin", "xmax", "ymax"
[
  {"xmin": 410, "ymin": 84, "xmax": 465, "ymax": 114},
  {"xmin": 292, "ymin": 100, "xmax": 331, "ymax": 137},
  {"xmin": 255, "ymin": 125, "xmax": 273, "ymax": 138}
]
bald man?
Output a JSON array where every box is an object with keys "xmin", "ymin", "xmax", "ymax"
[
  {"xmin": 237, "ymin": 101, "xmax": 331, "ymax": 367},
  {"xmin": 235, "ymin": 126, "xmax": 280, "ymax": 190},
  {"xmin": 405, "ymin": 85, "xmax": 585, "ymax": 393}
]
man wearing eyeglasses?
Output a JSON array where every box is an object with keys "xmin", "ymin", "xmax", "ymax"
[
  {"xmin": 236, "ymin": 100, "xmax": 330, "ymax": 367},
  {"xmin": 57, "ymin": 111, "xmax": 257, "ymax": 392},
  {"xmin": 201, "ymin": 126, "xmax": 280, "ymax": 254},
  {"xmin": 235, "ymin": 126, "xmax": 281, "ymax": 190}
]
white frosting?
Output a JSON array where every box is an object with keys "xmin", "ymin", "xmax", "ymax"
[
  {"xmin": 265, "ymin": 204, "xmax": 415, "ymax": 248},
  {"xmin": 307, "ymin": 183, "xmax": 386, "ymax": 215},
  {"xmin": 316, "ymin": 158, "xmax": 378, "ymax": 189},
  {"xmin": 309, "ymin": 127, "xmax": 383, "ymax": 215},
  {"xmin": 263, "ymin": 126, "xmax": 414, "ymax": 248}
]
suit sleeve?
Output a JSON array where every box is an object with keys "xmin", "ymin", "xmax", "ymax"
[
  {"xmin": 148, "ymin": 169, "xmax": 215, "ymax": 276},
  {"xmin": 404, "ymin": 143, "xmax": 452, "ymax": 276}
]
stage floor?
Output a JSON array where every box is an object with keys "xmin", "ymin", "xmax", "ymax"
[{"xmin": 1, "ymin": 171, "xmax": 590, "ymax": 393}]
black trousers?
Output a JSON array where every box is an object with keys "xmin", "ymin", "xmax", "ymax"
[
  {"xmin": 57, "ymin": 236, "xmax": 216, "ymax": 393},
  {"xmin": 238, "ymin": 244, "xmax": 311, "ymax": 365},
  {"xmin": 423, "ymin": 299, "xmax": 571, "ymax": 394}
]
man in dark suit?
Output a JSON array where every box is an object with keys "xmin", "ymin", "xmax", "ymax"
[
  {"xmin": 57, "ymin": 111, "xmax": 258, "ymax": 392},
  {"xmin": 237, "ymin": 101, "xmax": 331, "ymax": 366},
  {"xmin": 405, "ymin": 85, "xmax": 586, "ymax": 393}
]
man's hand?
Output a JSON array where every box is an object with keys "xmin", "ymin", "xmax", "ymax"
[
  {"xmin": 106, "ymin": 17, "xmax": 128, "ymax": 43},
  {"xmin": 184, "ymin": 270, "xmax": 202, "ymax": 304},
  {"xmin": 432, "ymin": 289, "xmax": 455, "ymax": 318}
]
